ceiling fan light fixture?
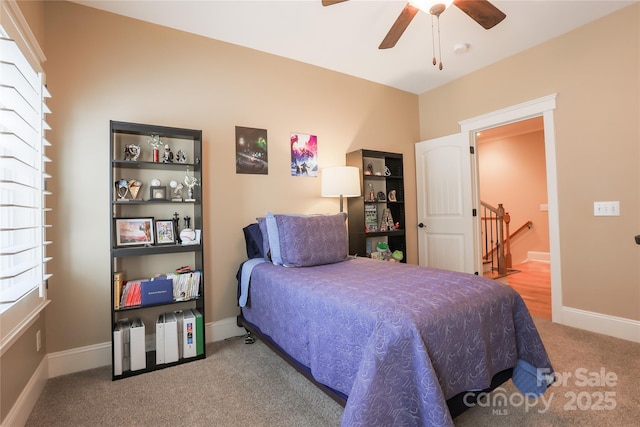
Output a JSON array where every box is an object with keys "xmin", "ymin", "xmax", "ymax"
[{"xmin": 408, "ymin": 0, "xmax": 454, "ymax": 16}]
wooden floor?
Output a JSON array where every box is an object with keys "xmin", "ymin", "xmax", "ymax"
[{"xmin": 502, "ymin": 261, "xmax": 551, "ymax": 319}]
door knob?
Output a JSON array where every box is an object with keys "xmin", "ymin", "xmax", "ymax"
[
  {"xmin": 635, "ymin": 235, "xmax": 640, "ymax": 245},
  {"xmin": 418, "ymin": 223, "xmax": 425, "ymax": 228}
]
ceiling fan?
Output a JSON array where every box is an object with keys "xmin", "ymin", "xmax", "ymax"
[{"xmin": 322, "ymin": 0, "xmax": 506, "ymax": 49}]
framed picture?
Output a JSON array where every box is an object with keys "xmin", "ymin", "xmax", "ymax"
[
  {"xmin": 155, "ymin": 219, "xmax": 176, "ymax": 245},
  {"xmin": 114, "ymin": 218, "xmax": 154, "ymax": 247},
  {"xmin": 235, "ymin": 126, "xmax": 268, "ymax": 175},
  {"xmin": 150, "ymin": 186, "xmax": 166, "ymax": 200},
  {"xmin": 290, "ymin": 132, "xmax": 318, "ymax": 177}
]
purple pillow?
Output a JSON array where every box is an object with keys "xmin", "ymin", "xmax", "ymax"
[{"xmin": 265, "ymin": 212, "xmax": 348, "ymax": 267}]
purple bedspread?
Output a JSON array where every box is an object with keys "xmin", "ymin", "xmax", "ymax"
[{"xmin": 241, "ymin": 257, "xmax": 552, "ymax": 426}]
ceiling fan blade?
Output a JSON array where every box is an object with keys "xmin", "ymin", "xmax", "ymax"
[
  {"xmin": 379, "ymin": 4, "xmax": 419, "ymax": 49},
  {"xmin": 453, "ymin": 0, "xmax": 506, "ymax": 30},
  {"xmin": 322, "ymin": 0, "xmax": 349, "ymax": 6}
]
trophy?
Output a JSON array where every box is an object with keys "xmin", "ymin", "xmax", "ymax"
[
  {"xmin": 170, "ymin": 180, "xmax": 184, "ymax": 202},
  {"xmin": 183, "ymin": 167, "xmax": 199, "ymax": 202},
  {"xmin": 115, "ymin": 179, "xmax": 129, "ymax": 200},
  {"xmin": 128, "ymin": 180, "xmax": 142, "ymax": 200},
  {"xmin": 123, "ymin": 144, "xmax": 140, "ymax": 161},
  {"xmin": 148, "ymin": 134, "xmax": 162, "ymax": 163}
]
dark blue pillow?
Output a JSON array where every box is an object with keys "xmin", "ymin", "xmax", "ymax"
[{"xmin": 242, "ymin": 223, "xmax": 264, "ymax": 259}]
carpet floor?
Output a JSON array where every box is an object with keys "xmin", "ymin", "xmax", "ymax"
[{"xmin": 26, "ymin": 317, "xmax": 639, "ymax": 426}]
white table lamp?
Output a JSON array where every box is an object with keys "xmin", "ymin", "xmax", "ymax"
[{"xmin": 321, "ymin": 166, "xmax": 361, "ymax": 212}]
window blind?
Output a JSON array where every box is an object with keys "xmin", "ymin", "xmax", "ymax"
[{"xmin": 0, "ymin": 28, "xmax": 52, "ymax": 311}]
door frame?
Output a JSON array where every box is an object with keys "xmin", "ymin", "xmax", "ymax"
[{"xmin": 458, "ymin": 94, "xmax": 562, "ymax": 322}]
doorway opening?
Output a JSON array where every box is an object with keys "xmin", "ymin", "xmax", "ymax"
[
  {"xmin": 476, "ymin": 116, "xmax": 551, "ymax": 319},
  {"xmin": 460, "ymin": 93, "xmax": 561, "ymax": 322}
]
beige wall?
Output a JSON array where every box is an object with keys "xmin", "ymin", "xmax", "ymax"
[
  {"xmin": 0, "ymin": 316, "xmax": 45, "ymax": 422},
  {"xmin": 478, "ymin": 130, "xmax": 550, "ymax": 264},
  {"xmin": 419, "ymin": 4, "xmax": 640, "ymax": 321},
  {"xmin": 4, "ymin": 0, "xmax": 638, "ymax": 420},
  {"xmin": 40, "ymin": 1, "xmax": 419, "ymax": 354}
]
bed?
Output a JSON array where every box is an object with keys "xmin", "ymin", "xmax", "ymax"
[{"xmin": 236, "ymin": 213, "xmax": 554, "ymax": 426}]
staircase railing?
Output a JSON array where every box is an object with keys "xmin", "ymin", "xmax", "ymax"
[
  {"xmin": 481, "ymin": 202, "xmax": 507, "ymax": 276},
  {"xmin": 481, "ymin": 201, "xmax": 534, "ymax": 277}
]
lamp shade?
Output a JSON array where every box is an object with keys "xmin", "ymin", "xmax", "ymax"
[{"xmin": 321, "ymin": 166, "xmax": 361, "ymax": 198}]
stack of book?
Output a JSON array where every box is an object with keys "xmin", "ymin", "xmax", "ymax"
[
  {"xmin": 113, "ymin": 309, "xmax": 204, "ymax": 376},
  {"xmin": 118, "ymin": 277, "xmax": 174, "ymax": 308},
  {"xmin": 155, "ymin": 309, "xmax": 204, "ymax": 365},
  {"xmin": 166, "ymin": 270, "xmax": 202, "ymax": 301}
]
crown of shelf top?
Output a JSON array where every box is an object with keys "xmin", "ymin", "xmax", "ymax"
[{"xmin": 111, "ymin": 120, "xmax": 202, "ymax": 140}]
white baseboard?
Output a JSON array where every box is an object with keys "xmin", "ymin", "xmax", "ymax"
[
  {"xmin": 562, "ymin": 306, "xmax": 640, "ymax": 343},
  {"xmin": 527, "ymin": 251, "xmax": 550, "ymax": 263},
  {"xmin": 47, "ymin": 316, "xmax": 245, "ymax": 378},
  {"xmin": 206, "ymin": 315, "xmax": 246, "ymax": 342},
  {"xmin": 1, "ymin": 355, "xmax": 48, "ymax": 427},
  {"xmin": 47, "ymin": 341, "xmax": 112, "ymax": 378}
]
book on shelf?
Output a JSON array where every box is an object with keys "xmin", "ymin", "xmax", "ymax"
[
  {"xmin": 113, "ymin": 318, "xmax": 131, "ymax": 375},
  {"xmin": 113, "ymin": 321, "xmax": 124, "ymax": 376},
  {"xmin": 117, "ymin": 270, "xmax": 201, "ymax": 309},
  {"xmin": 193, "ymin": 309, "xmax": 204, "ymax": 356},
  {"xmin": 163, "ymin": 312, "xmax": 179, "ymax": 364},
  {"xmin": 165, "ymin": 270, "xmax": 201, "ymax": 301},
  {"xmin": 156, "ymin": 313, "xmax": 165, "ymax": 365},
  {"xmin": 365, "ymin": 204, "xmax": 378, "ymax": 233},
  {"xmin": 181, "ymin": 309, "xmax": 197, "ymax": 358},
  {"xmin": 113, "ymin": 272, "xmax": 124, "ymax": 309},
  {"xmin": 129, "ymin": 318, "xmax": 146, "ymax": 371},
  {"xmin": 119, "ymin": 277, "xmax": 174, "ymax": 308}
]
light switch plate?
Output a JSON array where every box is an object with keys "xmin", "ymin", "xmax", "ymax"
[{"xmin": 593, "ymin": 201, "xmax": 620, "ymax": 216}]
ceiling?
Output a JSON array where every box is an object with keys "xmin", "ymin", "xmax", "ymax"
[{"xmin": 72, "ymin": 0, "xmax": 635, "ymax": 94}]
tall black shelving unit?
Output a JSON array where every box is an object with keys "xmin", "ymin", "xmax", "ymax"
[
  {"xmin": 109, "ymin": 121, "xmax": 205, "ymax": 380},
  {"xmin": 346, "ymin": 149, "xmax": 406, "ymax": 262}
]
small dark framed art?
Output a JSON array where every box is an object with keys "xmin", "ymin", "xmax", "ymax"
[
  {"xmin": 155, "ymin": 220, "xmax": 176, "ymax": 245},
  {"xmin": 114, "ymin": 217, "xmax": 154, "ymax": 247},
  {"xmin": 150, "ymin": 186, "xmax": 166, "ymax": 200}
]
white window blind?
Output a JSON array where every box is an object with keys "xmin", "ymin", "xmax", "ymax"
[{"xmin": 0, "ymin": 26, "xmax": 52, "ymax": 311}]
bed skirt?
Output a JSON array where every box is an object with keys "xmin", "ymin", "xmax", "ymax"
[{"xmin": 237, "ymin": 313, "xmax": 513, "ymax": 419}]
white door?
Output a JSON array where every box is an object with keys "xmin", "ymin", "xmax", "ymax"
[{"xmin": 415, "ymin": 134, "xmax": 476, "ymax": 274}]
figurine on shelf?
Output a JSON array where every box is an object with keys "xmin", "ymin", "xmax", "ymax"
[
  {"xmin": 123, "ymin": 144, "xmax": 140, "ymax": 161},
  {"xmin": 365, "ymin": 163, "xmax": 374, "ymax": 175},
  {"xmin": 148, "ymin": 135, "xmax": 162, "ymax": 162},
  {"xmin": 162, "ymin": 144, "xmax": 174, "ymax": 163},
  {"xmin": 368, "ymin": 183, "xmax": 375, "ymax": 201},
  {"xmin": 184, "ymin": 167, "xmax": 200, "ymax": 201},
  {"xmin": 172, "ymin": 212, "xmax": 182, "ymax": 244},
  {"xmin": 176, "ymin": 149, "xmax": 187, "ymax": 163}
]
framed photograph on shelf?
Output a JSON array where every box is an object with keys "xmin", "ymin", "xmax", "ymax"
[
  {"xmin": 114, "ymin": 218, "xmax": 154, "ymax": 247},
  {"xmin": 150, "ymin": 186, "xmax": 166, "ymax": 200},
  {"xmin": 155, "ymin": 220, "xmax": 176, "ymax": 245}
]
